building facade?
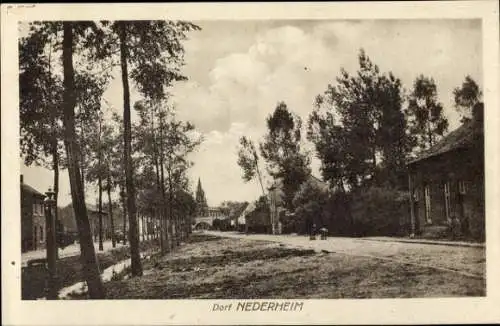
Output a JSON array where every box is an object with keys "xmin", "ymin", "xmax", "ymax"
[
  {"xmin": 206, "ymin": 207, "xmax": 224, "ymax": 218},
  {"xmin": 59, "ymin": 203, "xmax": 112, "ymax": 242},
  {"xmin": 407, "ymin": 104, "xmax": 484, "ymax": 240},
  {"xmin": 21, "ymin": 175, "xmax": 47, "ymax": 252}
]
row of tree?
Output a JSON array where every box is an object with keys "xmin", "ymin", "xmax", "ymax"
[
  {"xmin": 20, "ymin": 20, "xmax": 201, "ymax": 298},
  {"xmin": 238, "ymin": 49, "xmax": 483, "ymax": 235}
]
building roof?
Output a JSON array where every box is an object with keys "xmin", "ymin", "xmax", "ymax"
[
  {"xmin": 61, "ymin": 202, "xmax": 108, "ymax": 215},
  {"xmin": 237, "ymin": 202, "xmax": 256, "ymax": 224},
  {"xmin": 21, "ymin": 183, "xmax": 46, "ymax": 198},
  {"xmin": 407, "ymin": 119, "xmax": 482, "ymax": 165}
]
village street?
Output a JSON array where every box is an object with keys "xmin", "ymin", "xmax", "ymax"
[
  {"xmin": 204, "ymin": 231, "xmax": 485, "ymax": 278},
  {"xmin": 15, "ymin": 16, "xmax": 489, "ymax": 308}
]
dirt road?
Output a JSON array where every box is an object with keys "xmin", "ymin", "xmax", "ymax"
[
  {"xmin": 204, "ymin": 231, "xmax": 485, "ymax": 278},
  {"xmin": 100, "ymin": 233, "xmax": 485, "ymax": 299}
]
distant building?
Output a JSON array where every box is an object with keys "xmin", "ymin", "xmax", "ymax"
[
  {"xmin": 206, "ymin": 206, "xmax": 224, "ymax": 218},
  {"xmin": 59, "ymin": 203, "xmax": 112, "ymax": 242},
  {"xmin": 407, "ymin": 104, "xmax": 484, "ymax": 240},
  {"xmin": 21, "ymin": 175, "xmax": 47, "ymax": 252},
  {"xmin": 237, "ymin": 202, "xmax": 254, "ymax": 229},
  {"xmin": 243, "ymin": 199, "xmax": 272, "ymax": 233}
]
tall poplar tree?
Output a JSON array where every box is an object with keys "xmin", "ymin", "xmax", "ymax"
[
  {"xmin": 406, "ymin": 75, "xmax": 449, "ymax": 151},
  {"xmin": 453, "ymin": 76, "xmax": 482, "ymax": 123},
  {"xmin": 260, "ymin": 102, "xmax": 311, "ymax": 210},
  {"xmin": 106, "ymin": 21, "xmax": 199, "ymax": 270},
  {"xmin": 20, "ymin": 21, "xmax": 109, "ymax": 298}
]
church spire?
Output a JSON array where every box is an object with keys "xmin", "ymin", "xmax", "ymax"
[{"xmin": 195, "ymin": 178, "xmax": 208, "ymax": 216}]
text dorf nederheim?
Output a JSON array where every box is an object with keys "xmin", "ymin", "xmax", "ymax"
[{"xmin": 212, "ymin": 301, "xmax": 304, "ymax": 312}]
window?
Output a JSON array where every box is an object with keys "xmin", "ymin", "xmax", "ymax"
[
  {"xmin": 40, "ymin": 225, "xmax": 44, "ymax": 243},
  {"xmin": 424, "ymin": 185, "xmax": 431, "ymax": 224},
  {"xmin": 444, "ymin": 182, "xmax": 451, "ymax": 222},
  {"xmin": 458, "ymin": 180, "xmax": 467, "ymax": 195},
  {"xmin": 33, "ymin": 226, "xmax": 38, "ymax": 245},
  {"xmin": 33, "ymin": 202, "xmax": 44, "ymax": 215}
]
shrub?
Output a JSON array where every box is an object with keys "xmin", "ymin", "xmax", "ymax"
[
  {"xmin": 292, "ymin": 178, "xmax": 330, "ymax": 235},
  {"xmin": 324, "ymin": 191, "xmax": 353, "ymax": 236},
  {"xmin": 350, "ymin": 186, "xmax": 409, "ymax": 237}
]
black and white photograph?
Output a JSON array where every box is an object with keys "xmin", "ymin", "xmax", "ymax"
[{"xmin": 2, "ymin": 1, "xmax": 499, "ymax": 325}]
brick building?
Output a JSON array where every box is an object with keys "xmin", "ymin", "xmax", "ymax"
[
  {"xmin": 20, "ymin": 175, "xmax": 47, "ymax": 252},
  {"xmin": 407, "ymin": 104, "xmax": 484, "ymax": 240}
]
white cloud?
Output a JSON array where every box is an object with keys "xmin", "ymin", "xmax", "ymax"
[{"xmin": 172, "ymin": 19, "xmax": 482, "ymax": 206}]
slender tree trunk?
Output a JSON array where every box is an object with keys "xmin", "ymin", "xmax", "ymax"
[
  {"xmin": 371, "ymin": 147, "xmax": 377, "ymax": 183},
  {"xmin": 107, "ymin": 171, "xmax": 116, "ymax": 248},
  {"xmin": 98, "ymin": 119, "xmax": 104, "ymax": 251},
  {"xmin": 62, "ymin": 22, "xmax": 105, "ymax": 298},
  {"xmin": 151, "ymin": 106, "xmax": 165, "ymax": 247},
  {"xmin": 152, "ymin": 106, "xmax": 161, "ymax": 188},
  {"xmin": 47, "ymin": 42, "xmax": 60, "ymax": 260},
  {"xmin": 52, "ymin": 142, "xmax": 59, "ymax": 259},
  {"xmin": 256, "ymin": 168, "xmax": 266, "ymax": 198},
  {"xmin": 156, "ymin": 212, "xmax": 160, "ymax": 240},
  {"xmin": 167, "ymin": 167, "xmax": 176, "ymax": 248},
  {"xmin": 143, "ymin": 214, "xmax": 146, "ymax": 241},
  {"xmin": 119, "ymin": 22, "xmax": 142, "ymax": 276},
  {"xmin": 158, "ymin": 113, "xmax": 169, "ymax": 253},
  {"xmin": 427, "ymin": 114, "xmax": 434, "ymax": 149},
  {"xmin": 80, "ymin": 120, "xmax": 86, "ymax": 198},
  {"xmin": 121, "ymin": 185, "xmax": 127, "ymax": 245},
  {"xmin": 159, "ymin": 152, "xmax": 168, "ymax": 253}
]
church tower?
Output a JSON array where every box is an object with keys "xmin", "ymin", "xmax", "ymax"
[{"xmin": 195, "ymin": 178, "xmax": 208, "ymax": 216}]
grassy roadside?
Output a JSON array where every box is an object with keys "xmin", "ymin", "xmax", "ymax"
[{"xmin": 21, "ymin": 239, "xmax": 159, "ymax": 300}]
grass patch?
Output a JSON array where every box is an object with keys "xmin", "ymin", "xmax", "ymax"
[{"xmin": 21, "ymin": 239, "xmax": 159, "ymax": 300}]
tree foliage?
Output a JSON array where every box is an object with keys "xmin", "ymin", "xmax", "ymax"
[
  {"xmin": 406, "ymin": 74, "xmax": 449, "ymax": 151},
  {"xmin": 220, "ymin": 201, "xmax": 249, "ymax": 219},
  {"xmin": 292, "ymin": 177, "xmax": 330, "ymax": 235},
  {"xmin": 237, "ymin": 136, "xmax": 267, "ymax": 197},
  {"xmin": 453, "ymin": 76, "xmax": 482, "ymax": 123},
  {"xmin": 308, "ymin": 49, "xmax": 410, "ymax": 190},
  {"xmin": 260, "ymin": 102, "xmax": 311, "ymax": 210}
]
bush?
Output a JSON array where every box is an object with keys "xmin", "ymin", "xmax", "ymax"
[
  {"xmin": 324, "ymin": 191, "xmax": 353, "ymax": 236},
  {"xmin": 291, "ymin": 178, "xmax": 330, "ymax": 235},
  {"xmin": 350, "ymin": 186, "xmax": 408, "ymax": 237}
]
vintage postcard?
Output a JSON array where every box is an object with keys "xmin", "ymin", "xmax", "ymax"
[{"xmin": 2, "ymin": 1, "xmax": 499, "ymax": 325}]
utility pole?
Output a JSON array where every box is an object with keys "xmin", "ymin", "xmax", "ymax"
[{"xmin": 44, "ymin": 187, "xmax": 58, "ymax": 299}]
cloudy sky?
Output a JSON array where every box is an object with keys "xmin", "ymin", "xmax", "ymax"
[{"xmin": 20, "ymin": 19, "xmax": 482, "ymax": 207}]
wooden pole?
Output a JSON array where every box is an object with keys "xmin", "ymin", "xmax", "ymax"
[
  {"xmin": 408, "ymin": 171, "xmax": 415, "ymax": 237},
  {"xmin": 44, "ymin": 189, "xmax": 58, "ymax": 299}
]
